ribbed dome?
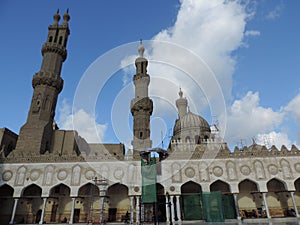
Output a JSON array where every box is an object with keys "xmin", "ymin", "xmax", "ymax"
[{"xmin": 173, "ymin": 112, "xmax": 211, "ymax": 141}]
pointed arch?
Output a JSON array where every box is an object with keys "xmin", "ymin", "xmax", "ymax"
[
  {"xmin": 181, "ymin": 181, "xmax": 202, "ymax": 194},
  {"xmin": 22, "ymin": 183, "xmax": 42, "ymax": 197},
  {"xmin": 294, "ymin": 178, "xmax": 300, "ymax": 192},
  {"xmin": 0, "ymin": 183, "xmax": 14, "ymax": 196},
  {"xmin": 266, "ymin": 178, "xmax": 289, "ymax": 217},
  {"xmin": 0, "ymin": 184, "xmax": 14, "ymax": 224},
  {"xmin": 210, "ymin": 180, "xmax": 230, "ymax": 193},
  {"xmin": 78, "ymin": 182, "xmax": 99, "ymax": 197},
  {"xmin": 267, "ymin": 178, "xmax": 287, "ymax": 192},
  {"xmin": 17, "ymin": 184, "xmax": 43, "ymax": 223},
  {"xmin": 238, "ymin": 179, "xmax": 259, "ymax": 192},
  {"xmin": 181, "ymin": 181, "xmax": 202, "ymax": 220},
  {"xmin": 107, "ymin": 183, "xmax": 129, "ymax": 222},
  {"xmin": 49, "ymin": 183, "xmax": 71, "ymax": 223}
]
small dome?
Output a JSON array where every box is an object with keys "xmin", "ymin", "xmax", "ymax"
[{"xmin": 173, "ymin": 112, "xmax": 211, "ymax": 142}]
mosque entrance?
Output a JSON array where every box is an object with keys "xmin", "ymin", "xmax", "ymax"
[{"xmin": 181, "ymin": 181, "xmax": 203, "ymax": 220}]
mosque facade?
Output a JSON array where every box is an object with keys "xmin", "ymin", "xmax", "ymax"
[{"xmin": 1, "ymin": 12, "xmax": 300, "ymax": 225}]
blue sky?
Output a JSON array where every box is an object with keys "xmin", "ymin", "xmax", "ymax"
[{"xmin": 0, "ymin": 0, "xmax": 299, "ymax": 150}]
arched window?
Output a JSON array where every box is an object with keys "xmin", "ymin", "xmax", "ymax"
[{"xmin": 59, "ymin": 36, "xmax": 63, "ymax": 45}]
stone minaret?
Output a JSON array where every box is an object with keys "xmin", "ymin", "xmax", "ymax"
[
  {"xmin": 131, "ymin": 41, "xmax": 153, "ymax": 155},
  {"xmin": 176, "ymin": 88, "xmax": 188, "ymax": 119},
  {"xmin": 15, "ymin": 10, "xmax": 70, "ymax": 155}
]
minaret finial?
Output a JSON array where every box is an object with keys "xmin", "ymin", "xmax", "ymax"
[
  {"xmin": 53, "ymin": 9, "xmax": 61, "ymax": 24},
  {"xmin": 179, "ymin": 87, "xmax": 183, "ymax": 98},
  {"xmin": 138, "ymin": 39, "xmax": 145, "ymax": 58},
  {"xmin": 63, "ymin": 8, "xmax": 70, "ymax": 25}
]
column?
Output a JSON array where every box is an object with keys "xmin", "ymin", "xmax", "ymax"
[
  {"xmin": 170, "ymin": 195, "xmax": 175, "ymax": 223},
  {"xmin": 130, "ymin": 196, "xmax": 134, "ymax": 224},
  {"xmin": 39, "ymin": 197, "xmax": 47, "ymax": 224},
  {"xmin": 262, "ymin": 193, "xmax": 271, "ymax": 218},
  {"xmin": 136, "ymin": 196, "xmax": 140, "ymax": 225},
  {"xmin": 69, "ymin": 197, "xmax": 75, "ymax": 224},
  {"xmin": 233, "ymin": 193, "xmax": 241, "ymax": 219},
  {"xmin": 165, "ymin": 195, "xmax": 170, "ymax": 223},
  {"xmin": 9, "ymin": 198, "xmax": 19, "ymax": 224},
  {"xmin": 290, "ymin": 192, "xmax": 299, "ymax": 217},
  {"xmin": 176, "ymin": 195, "xmax": 181, "ymax": 222},
  {"xmin": 100, "ymin": 196, "xmax": 105, "ymax": 223}
]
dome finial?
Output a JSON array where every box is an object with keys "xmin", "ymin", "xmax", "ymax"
[{"xmin": 138, "ymin": 39, "xmax": 145, "ymax": 58}]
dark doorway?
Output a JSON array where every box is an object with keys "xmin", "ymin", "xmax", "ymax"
[
  {"xmin": 108, "ymin": 208, "xmax": 117, "ymax": 222},
  {"xmin": 74, "ymin": 209, "xmax": 80, "ymax": 223},
  {"xmin": 50, "ymin": 203, "xmax": 58, "ymax": 222}
]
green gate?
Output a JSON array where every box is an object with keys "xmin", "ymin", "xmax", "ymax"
[
  {"xmin": 222, "ymin": 194, "xmax": 236, "ymax": 219},
  {"xmin": 182, "ymin": 194, "xmax": 203, "ymax": 220},
  {"xmin": 202, "ymin": 192, "xmax": 224, "ymax": 222}
]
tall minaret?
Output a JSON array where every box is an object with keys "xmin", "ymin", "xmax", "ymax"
[
  {"xmin": 176, "ymin": 88, "xmax": 188, "ymax": 119},
  {"xmin": 131, "ymin": 41, "xmax": 153, "ymax": 155},
  {"xmin": 15, "ymin": 10, "xmax": 70, "ymax": 155}
]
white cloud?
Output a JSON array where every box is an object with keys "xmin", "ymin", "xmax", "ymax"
[
  {"xmin": 121, "ymin": 0, "xmax": 255, "ymax": 134},
  {"xmin": 285, "ymin": 93, "xmax": 300, "ymax": 120},
  {"xmin": 265, "ymin": 3, "xmax": 284, "ymax": 20},
  {"xmin": 245, "ymin": 30, "xmax": 261, "ymax": 37},
  {"xmin": 225, "ymin": 91, "xmax": 284, "ymax": 147},
  {"xmin": 57, "ymin": 99, "xmax": 107, "ymax": 143},
  {"xmin": 256, "ymin": 131, "xmax": 292, "ymax": 149}
]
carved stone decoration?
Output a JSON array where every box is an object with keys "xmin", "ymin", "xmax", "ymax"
[
  {"xmin": 172, "ymin": 162, "xmax": 182, "ymax": 183},
  {"xmin": 169, "ymin": 186, "xmax": 175, "ymax": 192},
  {"xmin": 43, "ymin": 165, "xmax": 54, "ymax": 186},
  {"xmin": 85, "ymin": 169, "xmax": 95, "ymax": 180},
  {"xmin": 253, "ymin": 160, "xmax": 266, "ymax": 180},
  {"xmin": 226, "ymin": 161, "xmax": 237, "ymax": 180},
  {"xmin": 240, "ymin": 165, "xmax": 251, "ymax": 176},
  {"xmin": 30, "ymin": 169, "xmax": 41, "ymax": 181},
  {"xmin": 71, "ymin": 165, "xmax": 81, "ymax": 185},
  {"xmin": 268, "ymin": 164, "xmax": 278, "ymax": 175},
  {"xmin": 15, "ymin": 166, "xmax": 27, "ymax": 186},
  {"xmin": 134, "ymin": 186, "xmax": 140, "ymax": 192},
  {"xmin": 280, "ymin": 159, "xmax": 293, "ymax": 179},
  {"xmin": 114, "ymin": 168, "xmax": 124, "ymax": 180},
  {"xmin": 213, "ymin": 166, "xmax": 223, "ymax": 177},
  {"xmin": 2, "ymin": 170, "xmax": 13, "ymax": 181},
  {"xmin": 294, "ymin": 163, "xmax": 300, "ymax": 173},
  {"xmin": 32, "ymin": 92, "xmax": 42, "ymax": 113},
  {"xmin": 185, "ymin": 167, "xmax": 195, "ymax": 178},
  {"xmin": 57, "ymin": 169, "xmax": 68, "ymax": 181},
  {"xmin": 199, "ymin": 162, "xmax": 210, "ymax": 182},
  {"xmin": 127, "ymin": 164, "xmax": 137, "ymax": 185}
]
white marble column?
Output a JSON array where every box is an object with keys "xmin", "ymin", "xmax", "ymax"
[
  {"xmin": 170, "ymin": 195, "xmax": 175, "ymax": 223},
  {"xmin": 290, "ymin": 191, "xmax": 299, "ymax": 217},
  {"xmin": 165, "ymin": 195, "xmax": 170, "ymax": 223},
  {"xmin": 233, "ymin": 193, "xmax": 241, "ymax": 219},
  {"xmin": 39, "ymin": 197, "xmax": 47, "ymax": 224},
  {"xmin": 136, "ymin": 196, "xmax": 140, "ymax": 224},
  {"xmin": 130, "ymin": 196, "xmax": 134, "ymax": 224},
  {"xmin": 69, "ymin": 197, "xmax": 76, "ymax": 224},
  {"xmin": 262, "ymin": 193, "xmax": 271, "ymax": 218},
  {"xmin": 9, "ymin": 198, "xmax": 19, "ymax": 224},
  {"xmin": 176, "ymin": 195, "xmax": 181, "ymax": 222},
  {"xmin": 100, "ymin": 196, "xmax": 105, "ymax": 223}
]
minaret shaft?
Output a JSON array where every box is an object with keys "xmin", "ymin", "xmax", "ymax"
[
  {"xmin": 131, "ymin": 42, "xmax": 153, "ymax": 156},
  {"xmin": 15, "ymin": 11, "xmax": 70, "ymax": 155}
]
